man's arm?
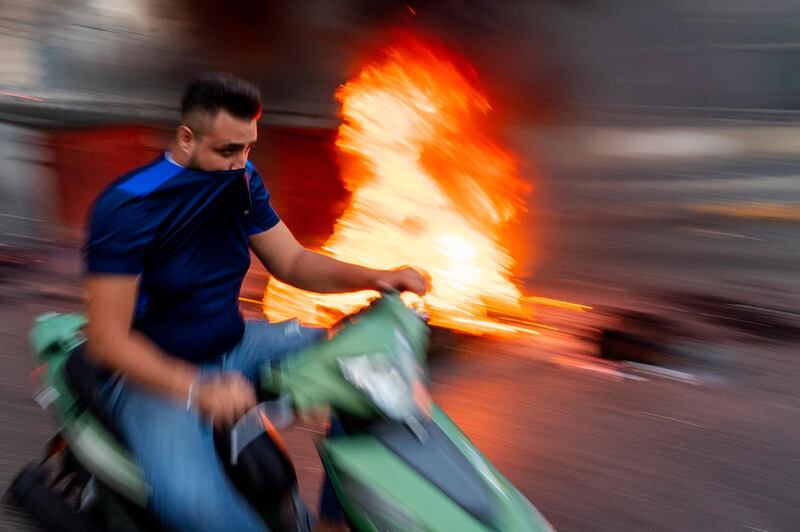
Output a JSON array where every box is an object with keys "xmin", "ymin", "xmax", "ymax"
[
  {"xmin": 85, "ymin": 275, "xmax": 196, "ymax": 398},
  {"xmin": 249, "ymin": 221, "xmax": 428, "ymax": 295},
  {"xmin": 85, "ymin": 275, "xmax": 255, "ymax": 426}
]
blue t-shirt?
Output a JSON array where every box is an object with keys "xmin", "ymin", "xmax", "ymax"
[{"xmin": 84, "ymin": 155, "xmax": 280, "ymax": 362}]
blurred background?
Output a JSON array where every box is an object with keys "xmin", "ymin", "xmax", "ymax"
[{"xmin": 1, "ymin": 1, "xmax": 799, "ymax": 530}]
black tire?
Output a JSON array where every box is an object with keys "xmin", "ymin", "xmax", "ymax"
[{"xmin": 6, "ymin": 464, "xmax": 103, "ymax": 532}]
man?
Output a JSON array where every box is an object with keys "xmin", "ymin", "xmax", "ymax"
[{"xmin": 84, "ymin": 72, "xmax": 427, "ymax": 531}]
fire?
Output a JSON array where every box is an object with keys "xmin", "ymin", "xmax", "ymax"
[{"xmin": 263, "ymin": 41, "xmax": 542, "ymax": 335}]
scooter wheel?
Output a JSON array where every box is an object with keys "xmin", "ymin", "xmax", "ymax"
[{"xmin": 7, "ymin": 464, "xmax": 103, "ymax": 532}]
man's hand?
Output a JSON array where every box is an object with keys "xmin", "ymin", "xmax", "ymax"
[
  {"xmin": 374, "ymin": 266, "xmax": 429, "ymax": 296},
  {"xmin": 194, "ymin": 373, "xmax": 257, "ymax": 428}
]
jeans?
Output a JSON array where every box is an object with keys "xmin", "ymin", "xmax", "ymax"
[{"xmin": 101, "ymin": 319, "xmax": 325, "ymax": 532}]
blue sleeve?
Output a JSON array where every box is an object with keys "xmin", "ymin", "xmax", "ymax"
[
  {"xmin": 247, "ymin": 165, "xmax": 281, "ymax": 235},
  {"xmin": 83, "ymin": 190, "xmax": 155, "ymax": 274}
]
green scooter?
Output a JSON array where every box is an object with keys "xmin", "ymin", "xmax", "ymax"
[{"xmin": 8, "ymin": 294, "xmax": 553, "ymax": 531}]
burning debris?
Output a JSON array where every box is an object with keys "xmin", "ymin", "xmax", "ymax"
[{"xmin": 264, "ymin": 40, "xmax": 584, "ymax": 336}]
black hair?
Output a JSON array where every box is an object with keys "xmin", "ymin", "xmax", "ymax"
[{"xmin": 180, "ymin": 72, "xmax": 262, "ymax": 121}]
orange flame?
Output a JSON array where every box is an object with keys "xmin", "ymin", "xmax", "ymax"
[{"xmin": 263, "ymin": 41, "xmax": 541, "ymax": 335}]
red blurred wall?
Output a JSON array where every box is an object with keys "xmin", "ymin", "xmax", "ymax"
[{"xmin": 48, "ymin": 124, "xmax": 348, "ymax": 247}]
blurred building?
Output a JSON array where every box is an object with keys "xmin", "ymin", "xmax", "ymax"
[{"xmin": 1, "ymin": 0, "xmax": 800, "ymax": 269}]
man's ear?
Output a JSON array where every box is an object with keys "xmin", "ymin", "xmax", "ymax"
[{"xmin": 176, "ymin": 124, "xmax": 196, "ymax": 153}]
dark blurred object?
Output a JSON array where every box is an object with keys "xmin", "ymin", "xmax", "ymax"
[
  {"xmin": 0, "ymin": 248, "xmax": 42, "ymax": 271},
  {"xmin": 0, "ymin": 246, "xmax": 44, "ymax": 292},
  {"xmin": 666, "ymin": 292, "xmax": 800, "ymax": 343},
  {"xmin": 599, "ymin": 310, "xmax": 672, "ymax": 365},
  {"xmin": 6, "ymin": 464, "xmax": 103, "ymax": 532}
]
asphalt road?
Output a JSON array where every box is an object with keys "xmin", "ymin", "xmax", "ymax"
[{"xmin": 1, "ymin": 244, "xmax": 798, "ymax": 532}]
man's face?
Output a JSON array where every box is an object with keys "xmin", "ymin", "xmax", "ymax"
[{"xmin": 180, "ymin": 110, "xmax": 258, "ymax": 171}]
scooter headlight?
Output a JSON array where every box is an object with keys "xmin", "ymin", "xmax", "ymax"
[{"xmin": 338, "ymin": 329, "xmax": 422, "ymax": 422}]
